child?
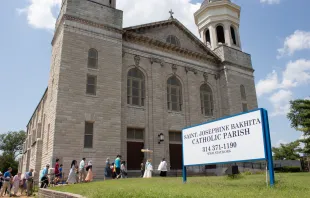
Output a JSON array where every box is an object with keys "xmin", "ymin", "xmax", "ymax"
[
  {"xmin": 111, "ymin": 163, "xmax": 116, "ymax": 179},
  {"xmin": 58, "ymin": 164, "xmax": 63, "ymax": 184},
  {"xmin": 121, "ymin": 161, "xmax": 127, "ymax": 179}
]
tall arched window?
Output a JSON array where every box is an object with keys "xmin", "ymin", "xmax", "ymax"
[
  {"xmin": 88, "ymin": 48, "xmax": 98, "ymax": 69},
  {"xmin": 230, "ymin": 26, "xmax": 237, "ymax": 45},
  {"xmin": 167, "ymin": 76, "xmax": 182, "ymax": 111},
  {"xmin": 240, "ymin": 85, "xmax": 246, "ymax": 100},
  {"xmin": 200, "ymin": 84, "xmax": 213, "ymax": 116},
  {"xmin": 127, "ymin": 68, "xmax": 145, "ymax": 106},
  {"xmin": 205, "ymin": 29, "xmax": 211, "ymax": 45},
  {"xmin": 216, "ymin": 25, "xmax": 225, "ymax": 44},
  {"xmin": 166, "ymin": 35, "xmax": 180, "ymax": 47}
]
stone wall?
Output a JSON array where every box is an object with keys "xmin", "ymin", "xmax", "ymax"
[
  {"xmin": 121, "ymin": 43, "xmax": 222, "ymax": 169},
  {"xmin": 38, "ymin": 189, "xmax": 85, "ymax": 198},
  {"xmin": 50, "ymin": 3, "xmax": 124, "ymax": 177}
]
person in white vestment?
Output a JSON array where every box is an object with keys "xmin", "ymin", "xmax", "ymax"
[
  {"xmin": 143, "ymin": 159, "xmax": 153, "ymax": 178},
  {"xmin": 67, "ymin": 160, "xmax": 77, "ymax": 184},
  {"xmin": 158, "ymin": 158, "xmax": 168, "ymax": 177}
]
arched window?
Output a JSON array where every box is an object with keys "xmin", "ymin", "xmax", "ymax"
[
  {"xmin": 216, "ymin": 25, "xmax": 225, "ymax": 44},
  {"xmin": 166, "ymin": 35, "xmax": 180, "ymax": 47},
  {"xmin": 230, "ymin": 26, "xmax": 237, "ymax": 45},
  {"xmin": 167, "ymin": 76, "xmax": 182, "ymax": 111},
  {"xmin": 127, "ymin": 68, "xmax": 145, "ymax": 106},
  {"xmin": 200, "ymin": 84, "xmax": 213, "ymax": 116},
  {"xmin": 205, "ymin": 29, "xmax": 211, "ymax": 45},
  {"xmin": 88, "ymin": 48, "xmax": 98, "ymax": 69},
  {"xmin": 240, "ymin": 85, "xmax": 246, "ymax": 100}
]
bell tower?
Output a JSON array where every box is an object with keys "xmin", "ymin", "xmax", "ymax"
[{"xmin": 194, "ymin": 0, "xmax": 241, "ymax": 50}]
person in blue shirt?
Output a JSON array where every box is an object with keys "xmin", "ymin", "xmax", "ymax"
[
  {"xmin": 0, "ymin": 167, "xmax": 12, "ymax": 197},
  {"xmin": 114, "ymin": 155, "xmax": 121, "ymax": 179},
  {"xmin": 25, "ymin": 168, "xmax": 34, "ymax": 196},
  {"xmin": 40, "ymin": 164, "xmax": 50, "ymax": 188}
]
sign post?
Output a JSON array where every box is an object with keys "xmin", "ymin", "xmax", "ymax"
[{"xmin": 182, "ymin": 108, "xmax": 275, "ymax": 187}]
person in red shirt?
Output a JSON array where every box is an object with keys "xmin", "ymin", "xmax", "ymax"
[{"xmin": 54, "ymin": 158, "xmax": 60, "ymax": 184}]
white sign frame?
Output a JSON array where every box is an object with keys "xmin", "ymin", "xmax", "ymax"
[{"xmin": 181, "ymin": 108, "xmax": 275, "ymax": 186}]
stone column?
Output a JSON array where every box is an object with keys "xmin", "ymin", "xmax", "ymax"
[
  {"xmin": 224, "ymin": 22, "xmax": 232, "ymax": 47},
  {"xmin": 236, "ymin": 28, "xmax": 242, "ymax": 49},
  {"xmin": 209, "ymin": 24, "xmax": 218, "ymax": 50}
]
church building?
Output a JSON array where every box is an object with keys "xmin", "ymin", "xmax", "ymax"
[{"xmin": 19, "ymin": 0, "xmax": 258, "ymax": 180}]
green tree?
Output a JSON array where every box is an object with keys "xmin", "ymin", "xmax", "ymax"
[
  {"xmin": 287, "ymin": 99, "xmax": 310, "ymax": 134},
  {"xmin": 0, "ymin": 130, "xmax": 26, "ymax": 158},
  {"xmin": 287, "ymin": 99, "xmax": 310, "ymax": 171},
  {"xmin": 272, "ymin": 141, "xmax": 301, "ymax": 160},
  {"xmin": 0, "ymin": 130, "xmax": 26, "ymax": 174}
]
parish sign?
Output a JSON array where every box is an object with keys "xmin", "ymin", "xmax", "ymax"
[{"xmin": 182, "ymin": 109, "xmax": 275, "ymax": 187}]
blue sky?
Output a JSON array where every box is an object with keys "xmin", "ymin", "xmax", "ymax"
[{"xmin": 0, "ymin": 0, "xmax": 309, "ymax": 147}]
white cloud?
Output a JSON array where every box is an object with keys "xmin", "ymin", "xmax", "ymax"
[
  {"xmin": 256, "ymin": 70, "xmax": 280, "ymax": 97},
  {"xmin": 274, "ymin": 139, "xmax": 287, "ymax": 147},
  {"xmin": 260, "ymin": 0, "xmax": 281, "ymax": 5},
  {"xmin": 257, "ymin": 59, "xmax": 310, "ymax": 116},
  {"xmin": 18, "ymin": 0, "xmax": 201, "ymax": 36},
  {"xmin": 277, "ymin": 30, "xmax": 310, "ymax": 58},
  {"xmin": 17, "ymin": 0, "xmax": 61, "ymax": 30},
  {"xmin": 282, "ymin": 59, "xmax": 310, "ymax": 88},
  {"xmin": 257, "ymin": 59, "xmax": 310, "ymax": 97},
  {"xmin": 269, "ymin": 89, "xmax": 293, "ymax": 116}
]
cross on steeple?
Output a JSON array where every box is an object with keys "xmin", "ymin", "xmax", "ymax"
[{"xmin": 169, "ymin": 9, "xmax": 174, "ymax": 19}]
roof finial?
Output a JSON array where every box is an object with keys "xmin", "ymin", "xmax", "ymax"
[{"xmin": 169, "ymin": 9, "xmax": 174, "ymax": 19}]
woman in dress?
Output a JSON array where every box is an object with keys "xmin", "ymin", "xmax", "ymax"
[
  {"xmin": 143, "ymin": 159, "xmax": 153, "ymax": 178},
  {"xmin": 104, "ymin": 158, "xmax": 111, "ymax": 180},
  {"xmin": 67, "ymin": 160, "xmax": 77, "ymax": 184},
  {"xmin": 20, "ymin": 173, "xmax": 27, "ymax": 195},
  {"xmin": 85, "ymin": 160, "xmax": 93, "ymax": 182},
  {"xmin": 12, "ymin": 173, "xmax": 21, "ymax": 196}
]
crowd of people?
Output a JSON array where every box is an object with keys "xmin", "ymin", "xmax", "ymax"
[
  {"xmin": 0, "ymin": 167, "xmax": 34, "ymax": 197},
  {"xmin": 0, "ymin": 156, "xmax": 168, "ymax": 196}
]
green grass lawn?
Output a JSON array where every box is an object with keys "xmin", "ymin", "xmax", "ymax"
[{"xmin": 52, "ymin": 173, "xmax": 310, "ymax": 198}]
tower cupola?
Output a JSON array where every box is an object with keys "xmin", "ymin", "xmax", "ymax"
[{"xmin": 194, "ymin": 0, "xmax": 241, "ymax": 50}]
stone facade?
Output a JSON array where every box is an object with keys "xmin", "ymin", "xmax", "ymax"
[{"xmin": 19, "ymin": 0, "xmax": 258, "ymax": 181}]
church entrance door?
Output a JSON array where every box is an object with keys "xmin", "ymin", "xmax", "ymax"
[
  {"xmin": 127, "ymin": 141, "xmax": 144, "ymax": 170},
  {"xmin": 169, "ymin": 131, "xmax": 182, "ymax": 170},
  {"xmin": 169, "ymin": 144, "xmax": 182, "ymax": 170}
]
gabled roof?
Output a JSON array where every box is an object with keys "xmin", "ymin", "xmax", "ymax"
[{"xmin": 123, "ymin": 18, "xmax": 221, "ymax": 61}]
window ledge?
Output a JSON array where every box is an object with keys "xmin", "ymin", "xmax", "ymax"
[
  {"xmin": 87, "ymin": 68, "xmax": 99, "ymax": 72},
  {"xmin": 83, "ymin": 148, "xmax": 95, "ymax": 152},
  {"xmin": 168, "ymin": 111, "xmax": 184, "ymax": 116},
  {"xmin": 203, "ymin": 116, "xmax": 215, "ymax": 120},
  {"xmin": 86, "ymin": 94, "xmax": 98, "ymax": 98},
  {"xmin": 127, "ymin": 105, "xmax": 145, "ymax": 110}
]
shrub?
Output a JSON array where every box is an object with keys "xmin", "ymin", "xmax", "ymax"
[{"xmin": 274, "ymin": 166, "xmax": 301, "ymax": 173}]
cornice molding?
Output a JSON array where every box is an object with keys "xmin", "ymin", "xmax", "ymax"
[
  {"xmin": 124, "ymin": 32, "xmax": 219, "ymax": 64},
  {"xmin": 52, "ymin": 14, "xmax": 123, "ymax": 45}
]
